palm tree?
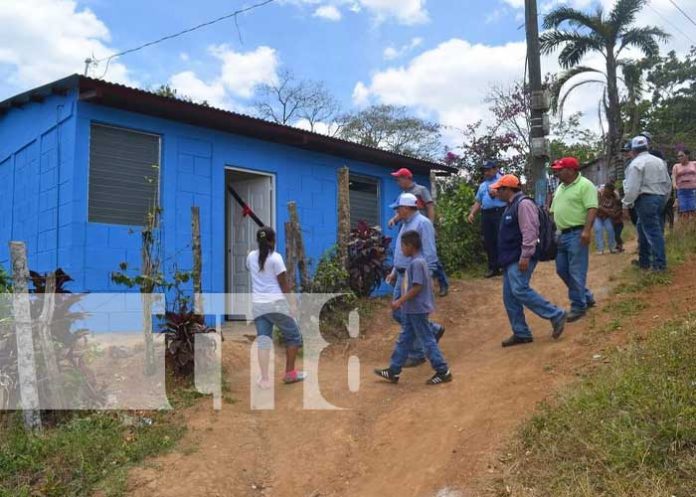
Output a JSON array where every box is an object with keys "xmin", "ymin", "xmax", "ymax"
[{"xmin": 541, "ymin": 0, "xmax": 668, "ymax": 170}]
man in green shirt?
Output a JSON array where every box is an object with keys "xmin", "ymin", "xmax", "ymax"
[{"xmin": 550, "ymin": 157, "xmax": 598, "ymax": 322}]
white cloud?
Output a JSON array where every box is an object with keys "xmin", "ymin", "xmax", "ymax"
[
  {"xmin": 211, "ymin": 45, "xmax": 279, "ymax": 99},
  {"xmin": 169, "ymin": 45, "xmax": 279, "ymax": 109},
  {"xmin": 179, "ymin": 52, "xmax": 190, "ymax": 62},
  {"xmin": 313, "ymin": 5, "xmax": 342, "ymax": 21},
  {"xmin": 383, "ymin": 37, "xmax": 423, "ymax": 60},
  {"xmin": 354, "ymin": 38, "xmax": 606, "ymax": 144},
  {"xmin": 168, "ymin": 71, "xmax": 227, "ymax": 108},
  {"xmin": 0, "ymin": 0, "xmax": 133, "ymax": 94},
  {"xmin": 284, "ymin": 0, "xmax": 429, "ymax": 25}
]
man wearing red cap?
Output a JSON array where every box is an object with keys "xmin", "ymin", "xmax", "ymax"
[
  {"xmin": 550, "ymin": 157, "xmax": 598, "ymax": 322},
  {"xmin": 388, "ymin": 168, "xmax": 436, "ymax": 224},
  {"xmin": 388, "ymin": 167, "xmax": 448, "ymax": 297}
]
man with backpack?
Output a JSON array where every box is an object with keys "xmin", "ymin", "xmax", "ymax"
[{"xmin": 492, "ymin": 174, "xmax": 567, "ymax": 347}]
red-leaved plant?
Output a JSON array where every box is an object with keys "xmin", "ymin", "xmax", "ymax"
[{"xmin": 347, "ymin": 220, "xmax": 392, "ymax": 297}]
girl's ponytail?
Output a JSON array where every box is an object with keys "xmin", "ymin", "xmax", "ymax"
[{"xmin": 257, "ymin": 227, "xmax": 276, "ymax": 271}]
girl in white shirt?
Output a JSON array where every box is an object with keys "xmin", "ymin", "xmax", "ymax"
[{"xmin": 247, "ymin": 227, "xmax": 304, "ymax": 389}]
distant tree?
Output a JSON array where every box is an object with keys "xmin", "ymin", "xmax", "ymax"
[
  {"xmin": 338, "ymin": 104, "xmax": 442, "ymax": 160},
  {"xmin": 153, "ymin": 84, "xmax": 209, "ymax": 106},
  {"xmin": 642, "ymin": 48, "xmax": 696, "ymax": 157},
  {"xmin": 549, "ymin": 112, "xmax": 604, "ymax": 164},
  {"xmin": 541, "ymin": 0, "xmax": 669, "ymax": 170},
  {"xmin": 254, "ymin": 69, "xmax": 341, "ymax": 133}
]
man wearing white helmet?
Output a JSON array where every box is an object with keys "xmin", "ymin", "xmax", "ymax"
[
  {"xmin": 623, "ymin": 136, "xmax": 673, "ymax": 272},
  {"xmin": 386, "ymin": 193, "xmax": 445, "ymax": 368}
]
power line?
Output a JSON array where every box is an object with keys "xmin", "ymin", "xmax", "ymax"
[
  {"xmin": 646, "ymin": 0, "xmax": 696, "ymax": 46},
  {"xmin": 667, "ymin": 0, "xmax": 696, "ymax": 29},
  {"xmin": 86, "ymin": 0, "xmax": 277, "ymax": 78}
]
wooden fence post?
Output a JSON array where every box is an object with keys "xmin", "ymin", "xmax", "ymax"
[
  {"xmin": 141, "ymin": 230, "xmax": 156, "ymax": 376},
  {"xmin": 191, "ymin": 206, "xmax": 203, "ymax": 314},
  {"xmin": 37, "ymin": 273, "xmax": 62, "ymax": 409},
  {"xmin": 285, "ymin": 220, "xmax": 297, "ymax": 291},
  {"xmin": 10, "ymin": 242, "xmax": 42, "ymax": 431},
  {"xmin": 337, "ymin": 167, "xmax": 351, "ymax": 268},
  {"xmin": 287, "ymin": 202, "xmax": 310, "ymax": 291}
]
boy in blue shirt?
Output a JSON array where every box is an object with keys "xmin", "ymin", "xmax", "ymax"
[{"xmin": 375, "ymin": 230, "xmax": 452, "ymax": 385}]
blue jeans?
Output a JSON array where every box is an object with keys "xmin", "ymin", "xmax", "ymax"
[
  {"xmin": 392, "ymin": 272, "xmax": 442, "ymax": 361},
  {"xmin": 252, "ymin": 301, "xmax": 303, "ymax": 349},
  {"xmin": 635, "ymin": 194, "xmax": 668, "ymax": 271},
  {"xmin": 503, "ymin": 260, "xmax": 565, "ymax": 338},
  {"xmin": 556, "ymin": 230, "xmax": 594, "ymax": 313},
  {"xmin": 390, "ymin": 313, "xmax": 448, "ymax": 374},
  {"xmin": 593, "ymin": 217, "xmax": 616, "ymax": 252},
  {"xmin": 431, "ymin": 261, "xmax": 449, "ymax": 291}
]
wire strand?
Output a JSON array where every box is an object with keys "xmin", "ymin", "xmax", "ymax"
[
  {"xmin": 91, "ymin": 0, "xmax": 276, "ymax": 78},
  {"xmin": 647, "ymin": 0, "xmax": 696, "ymax": 46},
  {"xmin": 667, "ymin": 0, "xmax": 696, "ymax": 28}
]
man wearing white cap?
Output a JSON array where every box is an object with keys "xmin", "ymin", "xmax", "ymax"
[
  {"xmin": 386, "ymin": 193, "xmax": 445, "ymax": 368},
  {"xmin": 623, "ymin": 135, "xmax": 673, "ymax": 271}
]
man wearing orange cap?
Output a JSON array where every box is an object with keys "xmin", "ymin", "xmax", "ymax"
[
  {"xmin": 492, "ymin": 174, "xmax": 566, "ymax": 346},
  {"xmin": 550, "ymin": 157, "xmax": 598, "ymax": 322}
]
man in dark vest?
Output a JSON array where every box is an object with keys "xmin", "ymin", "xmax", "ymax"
[{"xmin": 492, "ymin": 174, "xmax": 567, "ymax": 347}]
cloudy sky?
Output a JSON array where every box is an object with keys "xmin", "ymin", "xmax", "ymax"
[{"xmin": 1, "ymin": 0, "xmax": 694, "ymax": 144}]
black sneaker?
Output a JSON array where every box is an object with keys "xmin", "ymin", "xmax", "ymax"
[
  {"xmin": 439, "ymin": 287, "xmax": 449, "ymax": 297},
  {"xmin": 484, "ymin": 269, "xmax": 500, "ymax": 278},
  {"xmin": 373, "ymin": 368, "xmax": 399, "ymax": 383},
  {"xmin": 552, "ymin": 312, "xmax": 567, "ymax": 339},
  {"xmin": 426, "ymin": 370, "xmax": 452, "ymax": 385},
  {"xmin": 566, "ymin": 310, "xmax": 586, "ymax": 323},
  {"xmin": 435, "ymin": 326, "xmax": 446, "ymax": 343},
  {"xmin": 501, "ymin": 335, "xmax": 533, "ymax": 347},
  {"xmin": 586, "ymin": 299, "xmax": 596, "ymax": 309},
  {"xmin": 402, "ymin": 357, "xmax": 426, "ymax": 368}
]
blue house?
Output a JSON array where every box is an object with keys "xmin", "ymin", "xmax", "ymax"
[{"xmin": 0, "ymin": 75, "xmax": 452, "ymax": 311}]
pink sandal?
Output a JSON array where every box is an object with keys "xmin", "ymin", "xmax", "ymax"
[{"xmin": 282, "ymin": 370, "xmax": 307, "ymax": 384}]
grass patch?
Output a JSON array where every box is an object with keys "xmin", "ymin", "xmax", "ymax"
[
  {"xmin": 0, "ymin": 372, "xmax": 215, "ymax": 497},
  {"xmin": 490, "ymin": 315, "xmax": 696, "ymax": 497},
  {"xmin": 0, "ymin": 410, "xmax": 184, "ymax": 497},
  {"xmin": 602, "ymin": 299, "xmax": 647, "ymax": 318}
]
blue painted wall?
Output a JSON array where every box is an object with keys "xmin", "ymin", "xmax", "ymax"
[
  {"xmin": 1, "ymin": 93, "xmax": 430, "ymax": 298},
  {"xmin": 0, "ymin": 91, "xmax": 79, "ymax": 276}
]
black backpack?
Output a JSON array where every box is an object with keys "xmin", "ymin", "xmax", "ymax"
[{"xmin": 513, "ymin": 196, "xmax": 557, "ymax": 262}]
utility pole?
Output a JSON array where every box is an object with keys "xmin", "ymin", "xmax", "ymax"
[{"xmin": 525, "ymin": 0, "xmax": 550, "ymax": 205}]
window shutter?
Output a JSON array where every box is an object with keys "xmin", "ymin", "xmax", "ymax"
[
  {"xmin": 88, "ymin": 124, "xmax": 160, "ymax": 226},
  {"xmin": 349, "ymin": 174, "xmax": 380, "ymax": 228}
]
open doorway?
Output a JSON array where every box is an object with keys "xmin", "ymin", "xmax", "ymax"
[{"xmin": 225, "ymin": 167, "xmax": 275, "ymax": 319}]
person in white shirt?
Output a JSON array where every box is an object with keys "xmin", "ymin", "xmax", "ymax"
[
  {"xmin": 622, "ymin": 136, "xmax": 673, "ymax": 271},
  {"xmin": 246, "ymin": 227, "xmax": 305, "ymax": 389}
]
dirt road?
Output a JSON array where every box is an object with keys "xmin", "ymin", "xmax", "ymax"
[{"xmin": 125, "ymin": 246, "xmax": 685, "ymax": 497}]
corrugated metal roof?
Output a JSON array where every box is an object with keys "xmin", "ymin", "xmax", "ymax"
[{"xmin": 0, "ymin": 74, "xmax": 456, "ymax": 176}]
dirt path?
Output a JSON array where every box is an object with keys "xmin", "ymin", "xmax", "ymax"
[{"xmin": 124, "ymin": 245, "xmax": 692, "ymax": 497}]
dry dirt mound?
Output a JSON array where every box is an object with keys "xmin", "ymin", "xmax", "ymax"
[{"xmin": 124, "ymin": 245, "xmax": 690, "ymax": 497}]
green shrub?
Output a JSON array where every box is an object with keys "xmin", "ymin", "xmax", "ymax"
[
  {"xmin": 494, "ymin": 316, "xmax": 696, "ymax": 497},
  {"xmin": 436, "ymin": 181, "xmax": 485, "ymax": 274}
]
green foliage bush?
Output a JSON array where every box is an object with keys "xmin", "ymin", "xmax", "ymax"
[{"xmin": 436, "ymin": 181, "xmax": 485, "ymax": 274}]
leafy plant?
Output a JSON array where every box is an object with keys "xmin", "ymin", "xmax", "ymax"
[
  {"xmin": 161, "ymin": 305, "xmax": 215, "ymax": 376},
  {"xmin": 0, "ymin": 268, "xmax": 103, "ymax": 415},
  {"xmin": 436, "ymin": 180, "xmax": 485, "ymax": 274},
  {"xmin": 0, "ymin": 266, "xmax": 11, "ymax": 293},
  {"xmin": 347, "ymin": 220, "xmax": 392, "ymax": 297}
]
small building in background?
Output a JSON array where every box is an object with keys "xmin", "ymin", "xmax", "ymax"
[{"xmin": 0, "ymin": 75, "xmax": 453, "ymax": 311}]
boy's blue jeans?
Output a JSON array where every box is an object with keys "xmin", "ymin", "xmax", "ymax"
[
  {"xmin": 390, "ymin": 313, "xmax": 448, "ymax": 374},
  {"xmin": 635, "ymin": 194, "xmax": 668, "ymax": 271},
  {"xmin": 503, "ymin": 260, "xmax": 565, "ymax": 338},
  {"xmin": 593, "ymin": 217, "xmax": 616, "ymax": 252},
  {"xmin": 392, "ymin": 272, "xmax": 443, "ymax": 361},
  {"xmin": 555, "ymin": 230, "xmax": 594, "ymax": 313}
]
